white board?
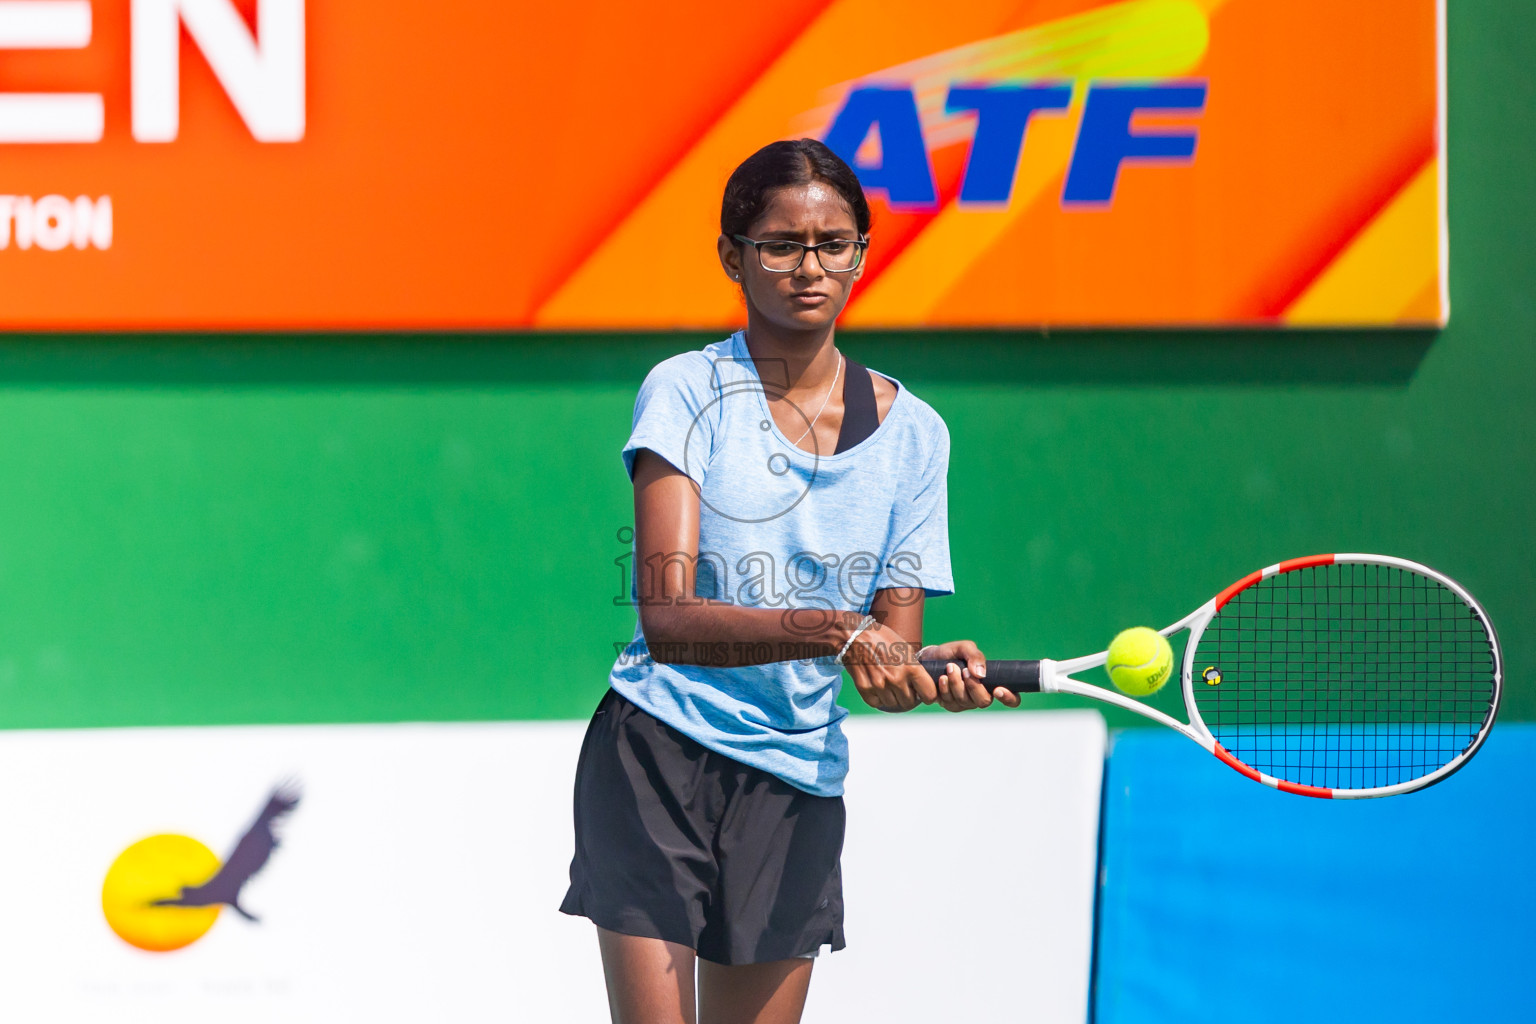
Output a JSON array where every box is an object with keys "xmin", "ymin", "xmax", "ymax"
[{"xmin": 0, "ymin": 711, "xmax": 1103, "ymax": 1023}]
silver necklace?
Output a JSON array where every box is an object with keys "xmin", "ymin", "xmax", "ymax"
[{"xmin": 792, "ymin": 354, "xmax": 842, "ymax": 446}]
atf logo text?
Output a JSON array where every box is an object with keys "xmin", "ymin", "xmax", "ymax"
[{"xmin": 823, "ymin": 81, "xmax": 1208, "ymax": 208}]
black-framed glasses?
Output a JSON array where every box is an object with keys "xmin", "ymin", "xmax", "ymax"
[{"xmin": 732, "ymin": 234, "xmax": 868, "ymax": 273}]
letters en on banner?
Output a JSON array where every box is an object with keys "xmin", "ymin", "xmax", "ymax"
[{"xmin": 0, "ymin": 0, "xmax": 1444, "ymax": 329}]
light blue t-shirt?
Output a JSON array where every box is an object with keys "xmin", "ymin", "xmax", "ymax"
[{"xmin": 610, "ymin": 331, "xmax": 953, "ymax": 796}]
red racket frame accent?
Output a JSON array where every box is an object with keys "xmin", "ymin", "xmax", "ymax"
[
  {"xmin": 1276, "ymin": 553, "xmax": 1338, "ymax": 573},
  {"xmin": 1212, "ymin": 553, "xmax": 1338, "ymax": 610},
  {"xmin": 1213, "ymin": 743, "xmax": 1336, "ymax": 799},
  {"xmin": 1212, "ymin": 743, "xmax": 1262, "ymax": 782},
  {"xmin": 1213, "ymin": 572, "xmax": 1262, "ymax": 610}
]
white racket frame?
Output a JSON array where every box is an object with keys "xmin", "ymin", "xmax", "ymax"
[{"xmin": 1033, "ymin": 553, "xmax": 1502, "ymax": 799}]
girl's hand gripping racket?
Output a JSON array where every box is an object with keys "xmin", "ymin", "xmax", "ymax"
[{"xmin": 922, "ymin": 554, "xmax": 1501, "ymax": 798}]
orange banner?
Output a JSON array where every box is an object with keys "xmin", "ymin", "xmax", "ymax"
[{"xmin": 0, "ymin": 0, "xmax": 1444, "ymax": 329}]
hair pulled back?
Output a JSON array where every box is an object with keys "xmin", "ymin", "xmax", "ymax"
[{"xmin": 720, "ymin": 139, "xmax": 871, "ymax": 239}]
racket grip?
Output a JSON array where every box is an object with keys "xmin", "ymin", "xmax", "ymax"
[{"xmin": 919, "ymin": 659, "xmax": 1042, "ymax": 693}]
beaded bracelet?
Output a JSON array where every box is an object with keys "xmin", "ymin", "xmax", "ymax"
[{"xmin": 834, "ymin": 614, "xmax": 880, "ymax": 666}]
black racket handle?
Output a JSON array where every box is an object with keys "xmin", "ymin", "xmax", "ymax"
[{"xmin": 919, "ymin": 659, "xmax": 1043, "ymax": 693}]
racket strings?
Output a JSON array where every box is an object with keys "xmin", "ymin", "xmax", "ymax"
[{"xmin": 1192, "ymin": 563, "xmax": 1496, "ymax": 791}]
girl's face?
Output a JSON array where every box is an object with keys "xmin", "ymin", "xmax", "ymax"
[{"xmin": 718, "ymin": 182, "xmax": 865, "ymax": 336}]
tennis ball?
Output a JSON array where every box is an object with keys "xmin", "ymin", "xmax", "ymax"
[{"xmin": 1104, "ymin": 627, "xmax": 1173, "ymax": 696}]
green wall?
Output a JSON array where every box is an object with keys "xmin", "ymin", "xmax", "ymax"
[{"xmin": 1, "ymin": 1, "xmax": 1530, "ymax": 731}]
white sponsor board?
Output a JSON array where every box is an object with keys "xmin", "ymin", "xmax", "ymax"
[{"xmin": 0, "ymin": 712, "xmax": 1104, "ymax": 1023}]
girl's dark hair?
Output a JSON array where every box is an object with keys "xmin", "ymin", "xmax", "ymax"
[{"xmin": 720, "ymin": 139, "xmax": 871, "ymax": 238}]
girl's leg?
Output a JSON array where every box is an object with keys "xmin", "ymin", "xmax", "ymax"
[
  {"xmin": 697, "ymin": 957, "xmax": 814, "ymax": 1024},
  {"xmin": 597, "ymin": 927, "xmax": 698, "ymax": 1024}
]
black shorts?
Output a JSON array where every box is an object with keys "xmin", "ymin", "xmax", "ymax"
[{"xmin": 559, "ymin": 689, "xmax": 846, "ymax": 965}]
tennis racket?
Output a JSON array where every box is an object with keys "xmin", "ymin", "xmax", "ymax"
[{"xmin": 921, "ymin": 554, "xmax": 1501, "ymax": 799}]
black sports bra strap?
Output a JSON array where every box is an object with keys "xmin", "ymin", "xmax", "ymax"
[{"xmin": 835, "ymin": 357, "xmax": 881, "ymax": 454}]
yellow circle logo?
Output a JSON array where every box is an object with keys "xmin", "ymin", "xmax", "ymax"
[
  {"xmin": 101, "ymin": 834, "xmax": 223, "ymax": 952},
  {"xmin": 100, "ymin": 785, "xmax": 301, "ymax": 953}
]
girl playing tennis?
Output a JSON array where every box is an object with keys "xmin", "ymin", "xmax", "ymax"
[{"xmin": 561, "ymin": 139, "xmax": 1019, "ymax": 1024}]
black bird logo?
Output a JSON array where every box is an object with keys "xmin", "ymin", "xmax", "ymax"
[{"xmin": 150, "ymin": 785, "xmax": 300, "ymax": 922}]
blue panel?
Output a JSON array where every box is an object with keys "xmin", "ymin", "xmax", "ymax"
[{"xmin": 1094, "ymin": 724, "xmax": 1536, "ymax": 1024}]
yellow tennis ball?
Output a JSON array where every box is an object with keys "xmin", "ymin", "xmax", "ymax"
[{"xmin": 1105, "ymin": 627, "xmax": 1173, "ymax": 696}]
